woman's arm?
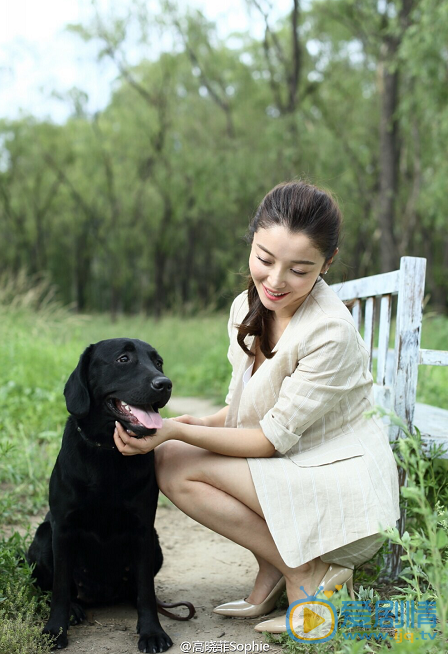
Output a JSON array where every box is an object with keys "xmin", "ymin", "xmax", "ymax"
[
  {"xmin": 113, "ymin": 418, "xmax": 275, "ymax": 458},
  {"xmin": 172, "ymin": 405, "xmax": 229, "ymax": 428}
]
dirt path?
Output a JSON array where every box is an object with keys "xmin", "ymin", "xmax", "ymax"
[{"xmin": 165, "ymin": 396, "xmax": 222, "ymax": 418}]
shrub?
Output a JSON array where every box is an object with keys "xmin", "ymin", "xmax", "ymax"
[{"xmin": 0, "ymin": 532, "xmax": 52, "ymax": 654}]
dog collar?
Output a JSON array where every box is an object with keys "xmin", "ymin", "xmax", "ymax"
[{"xmin": 75, "ymin": 423, "xmax": 116, "ymax": 451}]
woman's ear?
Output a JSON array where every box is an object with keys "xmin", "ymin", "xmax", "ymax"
[{"xmin": 325, "ymin": 248, "xmax": 339, "ymax": 271}]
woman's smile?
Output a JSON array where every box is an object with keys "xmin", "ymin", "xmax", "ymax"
[{"xmin": 262, "ymin": 284, "xmax": 290, "ymax": 301}]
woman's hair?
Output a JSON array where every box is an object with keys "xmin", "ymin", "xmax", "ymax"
[{"xmin": 237, "ymin": 180, "xmax": 342, "ymax": 358}]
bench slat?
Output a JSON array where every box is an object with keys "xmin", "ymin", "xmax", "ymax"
[
  {"xmin": 377, "ymin": 295, "xmax": 392, "ymax": 385},
  {"xmin": 351, "ymin": 299, "xmax": 362, "ymax": 331},
  {"xmin": 391, "ymin": 258, "xmax": 426, "ymax": 438},
  {"xmin": 331, "ymin": 270, "xmax": 400, "ymax": 300},
  {"xmin": 419, "ymin": 349, "xmax": 448, "ymax": 366},
  {"xmin": 414, "ymin": 402, "xmax": 448, "ymax": 459},
  {"xmin": 363, "ymin": 297, "xmax": 376, "ymax": 371}
]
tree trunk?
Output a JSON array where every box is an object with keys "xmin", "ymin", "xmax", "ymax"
[
  {"xmin": 378, "ymin": 52, "xmax": 400, "ymax": 272},
  {"xmin": 34, "ymin": 209, "xmax": 46, "ymax": 272},
  {"xmin": 74, "ymin": 231, "xmax": 91, "ymax": 312},
  {"xmin": 181, "ymin": 224, "xmax": 197, "ymax": 306},
  {"xmin": 153, "ymin": 249, "xmax": 166, "ymax": 319}
]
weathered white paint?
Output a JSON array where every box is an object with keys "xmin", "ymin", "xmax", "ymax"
[
  {"xmin": 377, "ymin": 296, "xmax": 392, "ymax": 386},
  {"xmin": 419, "ymin": 349, "xmax": 448, "ymax": 366},
  {"xmin": 372, "ymin": 384, "xmax": 393, "ymax": 411},
  {"xmin": 363, "ymin": 296, "xmax": 376, "ymax": 371},
  {"xmin": 392, "ymin": 257, "xmax": 427, "ymax": 440},
  {"xmin": 351, "ymin": 299, "xmax": 362, "ymax": 331},
  {"xmin": 414, "ymin": 403, "xmax": 448, "ymax": 459},
  {"xmin": 332, "ymin": 270, "xmax": 400, "ymax": 300}
]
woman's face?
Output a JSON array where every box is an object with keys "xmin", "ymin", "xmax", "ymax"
[{"xmin": 249, "ymin": 225, "xmax": 334, "ymax": 320}]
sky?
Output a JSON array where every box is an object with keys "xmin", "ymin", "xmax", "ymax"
[{"xmin": 1, "ymin": 0, "xmax": 292, "ymax": 123}]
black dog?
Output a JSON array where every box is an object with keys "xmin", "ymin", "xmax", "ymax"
[{"xmin": 27, "ymin": 338, "xmax": 179, "ymax": 652}]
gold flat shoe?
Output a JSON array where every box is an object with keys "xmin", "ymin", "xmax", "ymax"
[
  {"xmin": 254, "ymin": 563, "xmax": 354, "ymax": 633},
  {"xmin": 213, "ymin": 576, "xmax": 286, "ymax": 618}
]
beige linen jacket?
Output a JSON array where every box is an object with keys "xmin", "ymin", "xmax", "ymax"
[{"xmin": 225, "ymin": 279, "xmax": 400, "ymax": 568}]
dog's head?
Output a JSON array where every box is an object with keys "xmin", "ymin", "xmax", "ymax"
[{"xmin": 64, "ymin": 338, "xmax": 172, "ymax": 438}]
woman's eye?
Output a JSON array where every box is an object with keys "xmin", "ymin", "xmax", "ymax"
[
  {"xmin": 292, "ymin": 270, "xmax": 307, "ymax": 276},
  {"xmin": 256, "ymin": 256, "xmax": 271, "ymax": 265},
  {"xmin": 117, "ymin": 355, "xmax": 129, "ymax": 363}
]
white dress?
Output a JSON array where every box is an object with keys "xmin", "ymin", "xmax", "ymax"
[{"xmin": 225, "ymin": 281, "xmax": 400, "ymax": 569}]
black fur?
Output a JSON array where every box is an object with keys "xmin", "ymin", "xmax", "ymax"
[{"xmin": 27, "ymin": 338, "xmax": 173, "ymax": 652}]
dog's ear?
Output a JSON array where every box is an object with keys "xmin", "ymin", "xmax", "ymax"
[{"xmin": 64, "ymin": 344, "xmax": 94, "ymax": 417}]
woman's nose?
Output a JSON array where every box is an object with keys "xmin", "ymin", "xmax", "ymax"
[{"xmin": 267, "ymin": 267, "xmax": 287, "ymax": 289}]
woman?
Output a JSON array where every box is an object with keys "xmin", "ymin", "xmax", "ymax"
[{"xmin": 114, "ymin": 181, "xmax": 400, "ymax": 634}]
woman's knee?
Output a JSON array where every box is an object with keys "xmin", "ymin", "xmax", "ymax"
[{"xmin": 154, "ymin": 440, "xmax": 196, "ymax": 495}]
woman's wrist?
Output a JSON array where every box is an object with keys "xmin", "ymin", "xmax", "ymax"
[
  {"xmin": 169, "ymin": 419, "xmax": 188, "ymax": 442},
  {"xmin": 201, "ymin": 406, "xmax": 228, "ymax": 428}
]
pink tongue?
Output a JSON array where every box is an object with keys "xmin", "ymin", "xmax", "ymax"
[{"xmin": 129, "ymin": 406, "xmax": 163, "ymax": 429}]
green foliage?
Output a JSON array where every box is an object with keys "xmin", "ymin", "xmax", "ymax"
[
  {"xmin": 1, "ymin": 0, "xmax": 448, "ymax": 312},
  {"xmin": 375, "ymin": 410, "xmax": 448, "ymax": 637},
  {"xmin": 0, "ymin": 533, "xmax": 52, "ymax": 654},
  {"xmin": 418, "ymin": 315, "xmax": 448, "ymax": 409}
]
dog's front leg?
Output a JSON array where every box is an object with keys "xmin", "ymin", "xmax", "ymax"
[
  {"xmin": 136, "ymin": 537, "xmax": 173, "ymax": 653},
  {"xmin": 42, "ymin": 525, "xmax": 75, "ymax": 649}
]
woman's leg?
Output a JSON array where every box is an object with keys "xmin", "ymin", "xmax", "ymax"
[{"xmin": 155, "ymin": 440, "xmax": 329, "ymax": 604}]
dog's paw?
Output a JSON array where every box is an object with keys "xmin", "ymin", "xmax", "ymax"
[
  {"xmin": 42, "ymin": 623, "xmax": 68, "ymax": 650},
  {"xmin": 138, "ymin": 631, "xmax": 173, "ymax": 653},
  {"xmin": 70, "ymin": 601, "xmax": 86, "ymax": 625}
]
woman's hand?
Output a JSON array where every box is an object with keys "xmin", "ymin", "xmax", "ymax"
[{"xmin": 113, "ymin": 419, "xmax": 178, "ymax": 456}]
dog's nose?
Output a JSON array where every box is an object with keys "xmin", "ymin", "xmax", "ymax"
[{"xmin": 151, "ymin": 376, "xmax": 172, "ymax": 393}]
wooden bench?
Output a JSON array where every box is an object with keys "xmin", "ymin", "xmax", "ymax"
[{"xmin": 331, "ymin": 256, "xmax": 448, "ymax": 576}]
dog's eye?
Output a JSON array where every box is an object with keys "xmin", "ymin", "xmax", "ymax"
[
  {"xmin": 156, "ymin": 360, "xmax": 163, "ymax": 370},
  {"xmin": 117, "ymin": 355, "xmax": 130, "ymax": 363}
]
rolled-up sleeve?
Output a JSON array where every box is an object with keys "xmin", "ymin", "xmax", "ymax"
[{"xmin": 259, "ymin": 319, "xmax": 366, "ymax": 454}]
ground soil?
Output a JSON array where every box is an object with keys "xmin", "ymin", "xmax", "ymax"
[{"xmin": 17, "ymin": 398, "xmax": 285, "ymax": 654}]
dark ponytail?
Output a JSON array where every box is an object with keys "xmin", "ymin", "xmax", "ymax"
[{"xmin": 237, "ymin": 181, "xmax": 342, "ymax": 358}]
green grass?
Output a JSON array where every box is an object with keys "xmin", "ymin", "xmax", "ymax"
[
  {"xmin": 418, "ymin": 314, "xmax": 448, "ymax": 409},
  {"xmin": 0, "ymin": 277, "xmax": 447, "ymax": 654},
  {"xmin": 0, "ymin": 532, "xmax": 52, "ymax": 654}
]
